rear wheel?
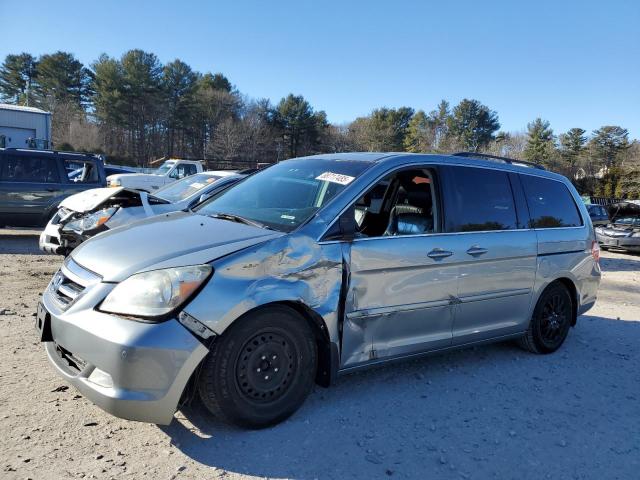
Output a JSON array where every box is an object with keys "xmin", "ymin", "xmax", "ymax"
[
  {"xmin": 198, "ymin": 305, "xmax": 317, "ymax": 428},
  {"xmin": 519, "ymin": 283, "xmax": 573, "ymax": 354}
]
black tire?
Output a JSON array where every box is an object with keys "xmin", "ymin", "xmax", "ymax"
[
  {"xmin": 198, "ymin": 305, "xmax": 317, "ymax": 428},
  {"xmin": 519, "ymin": 283, "xmax": 573, "ymax": 354}
]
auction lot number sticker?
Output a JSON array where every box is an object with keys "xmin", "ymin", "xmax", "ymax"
[{"xmin": 316, "ymin": 172, "xmax": 355, "ymax": 185}]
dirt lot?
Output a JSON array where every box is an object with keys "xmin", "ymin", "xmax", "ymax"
[{"xmin": 0, "ymin": 229, "xmax": 638, "ymax": 480}]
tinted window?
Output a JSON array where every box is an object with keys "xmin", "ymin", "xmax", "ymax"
[
  {"xmin": 0, "ymin": 155, "xmax": 60, "ymax": 183},
  {"xmin": 587, "ymin": 205, "xmax": 607, "ymax": 217},
  {"xmin": 520, "ymin": 175, "xmax": 582, "ymax": 228},
  {"xmin": 65, "ymin": 159, "xmax": 99, "ymax": 183},
  {"xmin": 445, "ymin": 166, "xmax": 518, "ymax": 232}
]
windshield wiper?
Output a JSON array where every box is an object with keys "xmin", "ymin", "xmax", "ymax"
[{"xmin": 208, "ymin": 212, "xmax": 273, "ymax": 230}]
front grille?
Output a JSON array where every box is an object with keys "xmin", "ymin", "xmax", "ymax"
[{"xmin": 49, "ymin": 258, "xmax": 101, "ymax": 309}]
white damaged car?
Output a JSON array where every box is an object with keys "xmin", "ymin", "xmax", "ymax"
[{"xmin": 39, "ymin": 171, "xmax": 245, "ymax": 255}]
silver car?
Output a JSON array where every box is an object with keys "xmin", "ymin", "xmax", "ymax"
[
  {"xmin": 595, "ymin": 202, "xmax": 640, "ymax": 252},
  {"xmin": 36, "ymin": 153, "xmax": 601, "ymax": 428},
  {"xmin": 39, "ymin": 171, "xmax": 244, "ymax": 255}
]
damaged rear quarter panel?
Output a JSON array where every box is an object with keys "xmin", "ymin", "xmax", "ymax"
[{"xmin": 182, "ymin": 234, "xmax": 345, "ymax": 346}]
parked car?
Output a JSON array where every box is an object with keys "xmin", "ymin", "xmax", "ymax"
[
  {"xmin": 36, "ymin": 152, "xmax": 600, "ymax": 428},
  {"xmin": 0, "ymin": 148, "xmax": 106, "ymax": 227},
  {"xmin": 106, "ymin": 159, "xmax": 205, "ymax": 192},
  {"xmin": 104, "ymin": 165, "xmax": 136, "ymax": 177},
  {"xmin": 40, "ymin": 170, "xmax": 246, "ymax": 255},
  {"xmin": 586, "ymin": 204, "xmax": 609, "ymax": 226},
  {"xmin": 595, "ymin": 202, "xmax": 640, "ymax": 252}
]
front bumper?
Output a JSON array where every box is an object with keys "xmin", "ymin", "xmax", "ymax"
[
  {"xmin": 596, "ymin": 233, "xmax": 640, "ymax": 251},
  {"xmin": 39, "ymin": 276, "xmax": 208, "ymax": 425},
  {"xmin": 39, "ymin": 221, "xmax": 65, "ymax": 254}
]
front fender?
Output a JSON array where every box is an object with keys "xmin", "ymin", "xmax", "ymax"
[{"xmin": 183, "ymin": 234, "xmax": 345, "ymax": 346}]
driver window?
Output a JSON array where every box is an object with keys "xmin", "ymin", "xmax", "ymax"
[{"xmin": 351, "ymin": 168, "xmax": 438, "ymax": 238}]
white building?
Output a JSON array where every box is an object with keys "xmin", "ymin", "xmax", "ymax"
[{"xmin": 0, "ymin": 103, "xmax": 52, "ymax": 149}]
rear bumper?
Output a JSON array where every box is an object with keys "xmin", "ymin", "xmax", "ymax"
[{"xmin": 40, "ymin": 287, "xmax": 208, "ymax": 424}]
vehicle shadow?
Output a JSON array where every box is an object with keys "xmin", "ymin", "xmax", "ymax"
[
  {"xmin": 0, "ymin": 230, "xmax": 45, "ymax": 255},
  {"xmin": 160, "ymin": 314, "xmax": 640, "ymax": 479},
  {"xmin": 600, "ymin": 252, "xmax": 640, "ymax": 272}
]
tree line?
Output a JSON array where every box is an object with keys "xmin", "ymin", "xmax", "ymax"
[{"xmin": 1, "ymin": 50, "xmax": 638, "ymax": 198}]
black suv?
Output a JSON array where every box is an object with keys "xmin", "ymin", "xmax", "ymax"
[{"xmin": 0, "ymin": 148, "xmax": 106, "ymax": 227}]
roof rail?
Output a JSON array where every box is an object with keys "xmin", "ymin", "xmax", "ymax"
[
  {"xmin": 1, "ymin": 147, "xmax": 102, "ymax": 158},
  {"xmin": 452, "ymin": 152, "xmax": 546, "ymax": 170}
]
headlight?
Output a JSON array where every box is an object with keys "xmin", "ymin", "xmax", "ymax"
[
  {"xmin": 100, "ymin": 265, "xmax": 212, "ymax": 318},
  {"xmin": 63, "ymin": 207, "xmax": 117, "ymax": 233},
  {"xmin": 109, "ymin": 178, "xmax": 122, "ymax": 187}
]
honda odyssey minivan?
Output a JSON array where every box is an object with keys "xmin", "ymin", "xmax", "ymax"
[{"xmin": 36, "ymin": 152, "xmax": 601, "ymax": 428}]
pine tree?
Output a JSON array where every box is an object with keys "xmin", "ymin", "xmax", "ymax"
[
  {"xmin": 558, "ymin": 127, "xmax": 586, "ymax": 177},
  {"xmin": 524, "ymin": 118, "xmax": 555, "ymax": 165},
  {"xmin": 0, "ymin": 53, "xmax": 37, "ymax": 104},
  {"xmin": 447, "ymin": 99, "xmax": 499, "ymax": 152},
  {"xmin": 591, "ymin": 126, "xmax": 629, "ymax": 167}
]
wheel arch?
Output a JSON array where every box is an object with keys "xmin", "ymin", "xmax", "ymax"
[
  {"xmin": 539, "ymin": 277, "xmax": 579, "ymax": 327},
  {"xmin": 220, "ymin": 300, "xmax": 339, "ymax": 388}
]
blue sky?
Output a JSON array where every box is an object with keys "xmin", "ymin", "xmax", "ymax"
[{"xmin": 3, "ymin": 0, "xmax": 639, "ymax": 138}]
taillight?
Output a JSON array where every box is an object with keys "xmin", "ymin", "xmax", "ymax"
[{"xmin": 591, "ymin": 240, "xmax": 600, "ymax": 263}]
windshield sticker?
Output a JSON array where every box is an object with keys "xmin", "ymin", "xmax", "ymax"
[
  {"xmin": 316, "ymin": 172, "xmax": 355, "ymax": 185},
  {"xmin": 189, "ymin": 182, "xmax": 205, "ymax": 189},
  {"xmin": 281, "ymin": 214, "xmax": 296, "ymax": 220}
]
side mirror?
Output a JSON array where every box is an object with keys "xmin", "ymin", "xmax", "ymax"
[
  {"xmin": 338, "ymin": 206, "xmax": 357, "ymax": 241},
  {"xmin": 198, "ymin": 193, "xmax": 211, "ymax": 204}
]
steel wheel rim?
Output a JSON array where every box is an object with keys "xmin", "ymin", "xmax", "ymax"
[{"xmin": 234, "ymin": 330, "xmax": 297, "ymax": 404}]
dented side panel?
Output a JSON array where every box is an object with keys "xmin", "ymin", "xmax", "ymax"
[
  {"xmin": 183, "ymin": 234, "xmax": 345, "ymax": 348},
  {"xmin": 345, "ymin": 235, "xmax": 458, "ymax": 365}
]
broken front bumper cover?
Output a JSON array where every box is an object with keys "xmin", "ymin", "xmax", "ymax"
[
  {"xmin": 39, "ymin": 285, "xmax": 209, "ymax": 424},
  {"xmin": 596, "ymin": 233, "xmax": 640, "ymax": 251}
]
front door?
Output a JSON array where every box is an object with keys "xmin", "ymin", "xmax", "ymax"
[
  {"xmin": 341, "ymin": 167, "xmax": 458, "ymax": 367},
  {"xmin": 440, "ymin": 166, "xmax": 537, "ymax": 344},
  {"xmin": 0, "ymin": 151, "xmax": 62, "ymax": 226}
]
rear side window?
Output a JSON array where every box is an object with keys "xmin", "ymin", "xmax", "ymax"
[
  {"xmin": 64, "ymin": 158, "xmax": 99, "ymax": 183},
  {"xmin": 0, "ymin": 155, "xmax": 60, "ymax": 183},
  {"xmin": 445, "ymin": 166, "xmax": 518, "ymax": 232},
  {"xmin": 588, "ymin": 205, "xmax": 607, "ymax": 217},
  {"xmin": 520, "ymin": 175, "xmax": 582, "ymax": 228}
]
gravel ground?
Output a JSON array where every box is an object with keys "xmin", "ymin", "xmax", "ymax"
[{"xmin": 0, "ymin": 229, "xmax": 638, "ymax": 480}]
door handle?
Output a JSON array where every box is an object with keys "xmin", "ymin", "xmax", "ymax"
[
  {"xmin": 466, "ymin": 245, "xmax": 488, "ymax": 256},
  {"xmin": 427, "ymin": 248, "xmax": 453, "ymax": 260},
  {"xmin": 46, "ymin": 188, "xmax": 60, "ymax": 192}
]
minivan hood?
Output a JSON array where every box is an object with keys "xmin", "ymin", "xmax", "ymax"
[{"xmin": 71, "ymin": 211, "xmax": 283, "ymax": 282}]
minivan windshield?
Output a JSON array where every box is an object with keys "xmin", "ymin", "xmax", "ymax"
[
  {"xmin": 195, "ymin": 158, "xmax": 371, "ymax": 232},
  {"xmin": 154, "ymin": 173, "xmax": 224, "ymax": 203}
]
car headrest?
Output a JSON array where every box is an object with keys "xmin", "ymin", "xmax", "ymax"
[{"xmin": 407, "ymin": 189, "xmax": 431, "ymax": 209}]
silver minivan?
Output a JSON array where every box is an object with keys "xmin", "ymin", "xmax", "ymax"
[{"xmin": 36, "ymin": 153, "xmax": 601, "ymax": 428}]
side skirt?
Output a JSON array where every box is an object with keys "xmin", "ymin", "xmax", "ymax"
[{"xmin": 337, "ymin": 332, "xmax": 526, "ymax": 376}]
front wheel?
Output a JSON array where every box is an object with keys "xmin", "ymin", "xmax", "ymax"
[
  {"xmin": 519, "ymin": 283, "xmax": 573, "ymax": 354},
  {"xmin": 198, "ymin": 306, "xmax": 317, "ymax": 428}
]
